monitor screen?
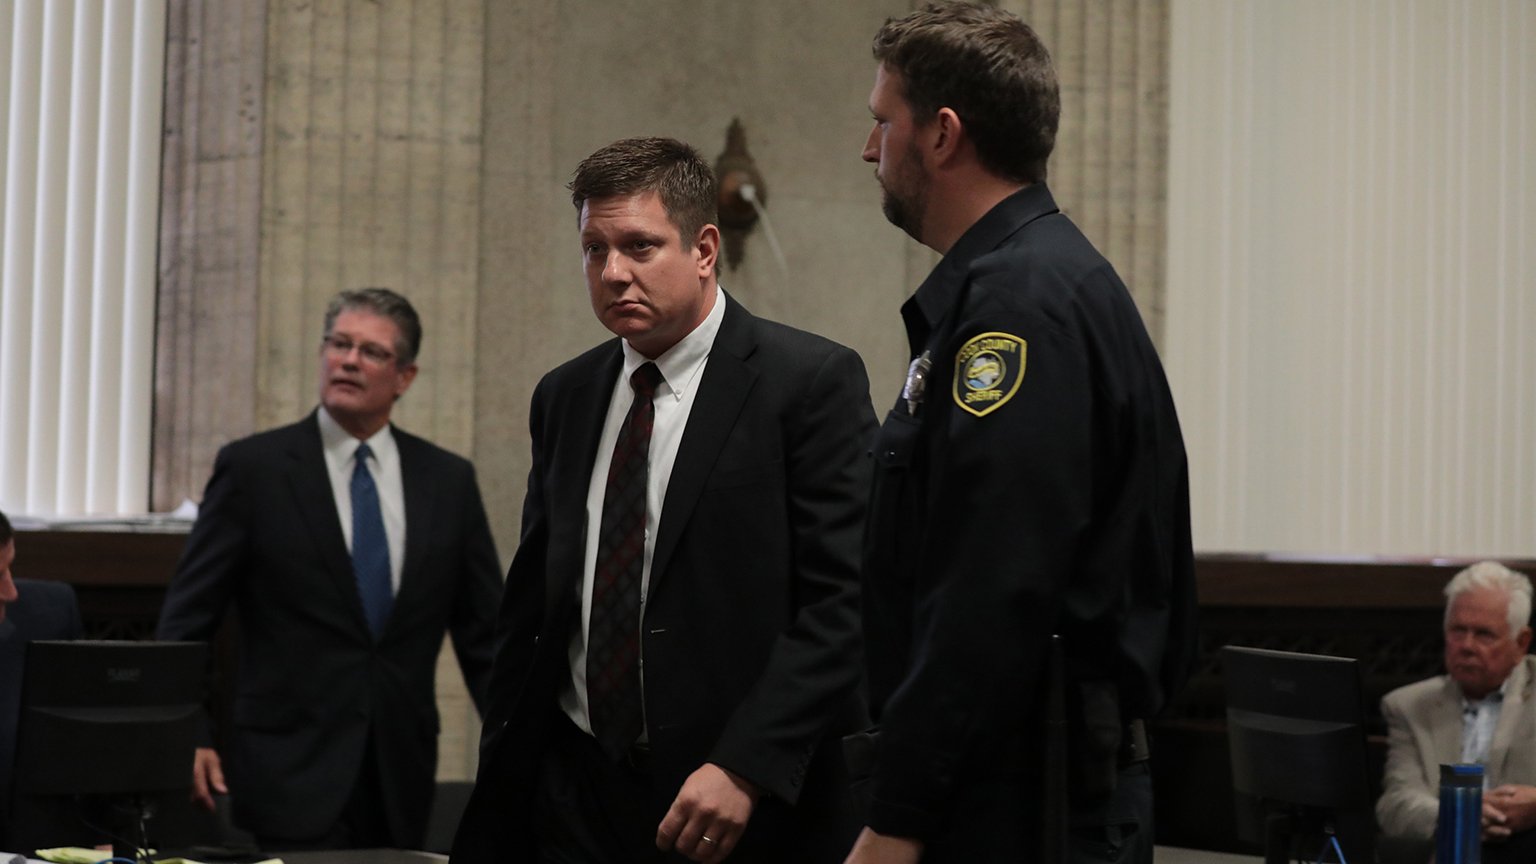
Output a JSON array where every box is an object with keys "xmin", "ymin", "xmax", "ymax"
[
  {"xmin": 1222, "ymin": 645, "xmax": 1374, "ymax": 864},
  {"xmin": 1223, "ymin": 645, "xmax": 1370, "ymax": 808},
  {"xmin": 9, "ymin": 640, "xmax": 207, "ymax": 848}
]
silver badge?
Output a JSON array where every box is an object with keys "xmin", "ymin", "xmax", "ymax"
[{"xmin": 902, "ymin": 351, "xmax": 932, "ymax": 416}]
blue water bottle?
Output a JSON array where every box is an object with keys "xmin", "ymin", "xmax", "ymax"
[{"xmin": 1437, "ymin": 763, "xmax": 1483, "ymax": 864}]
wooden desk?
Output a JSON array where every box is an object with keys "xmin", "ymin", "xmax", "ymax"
[{"xmin": 280, "ymin": 852, "xmax": 447, "ymax": 864}]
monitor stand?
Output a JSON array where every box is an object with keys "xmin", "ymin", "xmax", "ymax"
[{"xmin": 1264, "ymin": 808, "xmax": 1351, "ymax": 864}]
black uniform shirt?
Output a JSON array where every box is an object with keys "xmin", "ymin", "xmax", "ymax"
[{"xmin": 861, "ymin": 183, "xmax": 1198, "ymax": 840}]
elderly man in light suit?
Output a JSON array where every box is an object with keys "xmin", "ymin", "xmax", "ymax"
[{"xmin": 1378, "ymin": 561, "xmax": 1536, "ymax": 864}]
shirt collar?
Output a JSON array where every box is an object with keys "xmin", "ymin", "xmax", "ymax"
[
  {"xmin": 903, "ymin": 183, "xmax": 1062, "ymax": 348},
  {"xmin": 1461, "ymin": 678, "xmax": 1511, "ymax": 711},
  {"xmin": 620, "ymin": 284, "xmax": 725, "ymax": 401},
  {"xmin": 317, "ymin": 405, "xmax": 398, "ymax": 465}
]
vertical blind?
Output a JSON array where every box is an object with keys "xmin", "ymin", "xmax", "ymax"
[
  {"xmin": 0, "ymin": 0, "xmax": 165, "ymax": 518},
  {"xmin": 1166, "ymin": 0, "xmax": 1534, "ymax": 558}
]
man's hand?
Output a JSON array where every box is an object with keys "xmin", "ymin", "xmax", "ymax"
[
  {"xmin": 1482, "ymin": 800, "xmax": 1511, "ymax": 841},
  {"xmin": 843, "ymin": 826, "xmax": 924, "ymax": 864},
  {"xmin": 190, "ymin": 746, "xmax": 228, "ymax": 811},
  {"xmin": 1486, "ymin": 784, "xmax": 1536, "ymax": 837},
  {"xmin": 655, "ymin": 763, "xmax": 760, "ymax": 863}
]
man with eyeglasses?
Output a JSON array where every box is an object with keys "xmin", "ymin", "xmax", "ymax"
[{"xmin": 157, "ymin": 288, "xmax": 502, "ymax": 851}]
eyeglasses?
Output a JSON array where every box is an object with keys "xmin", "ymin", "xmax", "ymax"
[{"xmin": 322, "ymin": 334, "xmax": 397, "ymax": 366}]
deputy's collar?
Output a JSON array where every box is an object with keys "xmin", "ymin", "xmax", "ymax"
[{"xmin": 905, "ymin": 183, "xmax": 1062, "ymax": 334}]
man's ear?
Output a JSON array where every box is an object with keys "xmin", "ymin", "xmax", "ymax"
[
  {"xmin": 930, "ymin": 106, "xmax": 964, "ymax": 167},
  {"xmin": 1518, "ymin": 625, "xmax": 1532, "ymax": 653},
  {"xmin": 695, "ymin": 224, "xmax": 721, "ymax": 276},
  {"xmin": 392, "ymin": 363, "xmax": 418, "ymax": 401}
]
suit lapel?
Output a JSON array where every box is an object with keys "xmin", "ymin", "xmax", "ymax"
[
  {"xmin": 394, "ymin": 429, "xmax": 435, "ymax": 634},
  {"xmin": 544, "ymin": 346, "xmax": 624, "ymax": 624},
  {"xmin": 284, "ymin": 414, "xmax": 365, "ymax": 631},
  {"xmin": 648, "ymin": 299, "xmax": 758, "ymax": 594},
  {"xmin": 1487, "ymin": 658, "xmax": 1532, "ymax": 781},
  {"xmin": 1430, "ymin": 676, "xmax": 1466, "ymax": 768}
]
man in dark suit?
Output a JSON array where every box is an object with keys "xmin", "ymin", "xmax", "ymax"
[
  {"xmin": 156, "ymin": 289, "xmax": 502, "ymax": 851},
  {"xmin": 0, "ymin": 509, "xmax": 84, "ymax": 849},
  {"xmin": 452, "ymin": 137, "xmax": 874, "ymax": 864}
]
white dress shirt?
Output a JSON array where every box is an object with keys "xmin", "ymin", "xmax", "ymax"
[
  {"xmin": 1461, "ymin": 684, "xmax": 1508, "ymax": 768},
  {"xmin": 561, "ymin": 285, "xmax": 727, "ymax": 734},
  {"xmin": 317, "ymin": 406, "xmax": 406, "ymax": 594}
]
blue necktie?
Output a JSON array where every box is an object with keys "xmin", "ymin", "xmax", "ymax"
[{"xmin": 351, "ymin": 443, "xmax": 393, "ymax": 637}]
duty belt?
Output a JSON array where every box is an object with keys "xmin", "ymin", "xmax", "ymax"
[{"xmin": 1120, "ymin": 718, "xmax": 1150, "ymax": 766}]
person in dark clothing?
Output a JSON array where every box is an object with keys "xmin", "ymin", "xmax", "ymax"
[
  {"xmin": 452, "ymin": 138, "xmax": 873, "ymax": 864},
  {"xmin": 156, "ymin": 290, "xmax": 502, "ymax": 850},
  {"xmin": 0, "ymin": 510, "xmax": 84, "ymax": 851},
  {"xmin": 846, "ymin": 4, "xmax": 1197, "ymax": 863}
]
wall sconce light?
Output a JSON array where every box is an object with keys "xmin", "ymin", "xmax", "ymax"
[{"xmin": 714, "ymin": 118, "xmax": 766, "ymax": 271}]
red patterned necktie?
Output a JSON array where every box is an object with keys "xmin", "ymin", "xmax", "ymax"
[{"xmin": 587, "ymin": 362, "xmax": 662, "ymax": 760}]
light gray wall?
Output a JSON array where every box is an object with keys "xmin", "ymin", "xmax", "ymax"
[{"xmin": 473, "ymin": 1, "xmax": 925, "ymax": 564}]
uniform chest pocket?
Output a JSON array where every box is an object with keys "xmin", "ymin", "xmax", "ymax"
[{"xmin": 873, "ymin": 409, "xmax": 922, "ymax": 469}]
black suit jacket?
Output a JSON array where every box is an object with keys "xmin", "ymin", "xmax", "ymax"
[
  {"xmin": 0, "ymin": 579, "xmax": 82, "ymax": 849},
  {"xmin": 156, "ymin": 413, "xmax": 502, "ymax": 847},
  {"xmin": 453, "ymin": 297, "xmax": 875, "ymax": 862}
]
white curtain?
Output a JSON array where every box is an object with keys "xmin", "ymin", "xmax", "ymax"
[
  {"xmin": 0, "ymin": 0, "xmax": 165, "ymax": 518},
  {"xmin": 1166, "ymin": 0, "xmax": 1535, "ymax": 558}
]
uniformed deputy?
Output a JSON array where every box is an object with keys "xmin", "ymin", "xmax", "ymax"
[{"xmin": 843, "ymin": 5, "xmax": 1198, "ymax": 864}]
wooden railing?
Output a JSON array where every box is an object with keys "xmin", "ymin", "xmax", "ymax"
[{"xmin": 15, "ymin": 531, "xmax": 1535, "ymax": 852}]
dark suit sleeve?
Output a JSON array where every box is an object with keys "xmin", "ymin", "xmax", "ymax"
[
  {"xmin": 157, "ymin": 444, "xmax": 247, "ymax": 644},
  {"xmin": 59, "ymin": 583, "xmax": 82, "ymax": 640},
  {"xmin": 155, "ymin": 444, "xmax": 249, "ymax": 747},
  {"xmin": 452, "ymin": 382, "xmax": 555, "ymax": 864},
  {"xmin": 13, "ymin": 580, "xmax": 84, "ymax": 639},
  {"xmin": 479, "ymin": 377, "xmax": 554, "ymax": 742},
  {"xmin": 447, "ymin": 463, "xmax": 505, "ymax": 716},
  {"xmin": 708, "ymin": 343, "xmax": 876, "ymax": 803}
]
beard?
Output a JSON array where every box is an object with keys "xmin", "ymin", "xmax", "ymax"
[
  {"xmin": 880, "ymin": 185, "xmax": 924, "ymax": 243},
  {"xmin": 877, "ymin": 141, "xmax": 928, "ymax": 243}
]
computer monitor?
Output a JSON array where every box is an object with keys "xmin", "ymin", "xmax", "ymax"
[
  {"xmin": 8, "ymin": 640, "xmax": 207, "ymax": 856},
  {"xmin": 1222, "ymin": 645, "xmax": 1374, "ymax": 864}
]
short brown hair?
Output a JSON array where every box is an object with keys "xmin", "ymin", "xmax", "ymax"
[
  {"xmin": 873, "ymin": 1, "xmax": 1059, "ymax": 184},
  {"xmin": 0, "ymin": 509, "xmax": 11, "ymax": 545},
  {"xmin": 323, "ymin": 288, "xmax": 423, "ymax": 366},
  {"xmin": 568, "ymin": 137, "xmax": 717, "ymax": 242}
]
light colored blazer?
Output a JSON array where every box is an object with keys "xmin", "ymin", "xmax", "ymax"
[{"xmin": 1377, "ymin": 654, "xmax": 1536, "ymax": 858}]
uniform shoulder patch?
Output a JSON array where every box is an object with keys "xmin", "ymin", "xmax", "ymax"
[{"xmin": 952, "ymin": 331, "xmax": 1026, "ymax": 417}]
